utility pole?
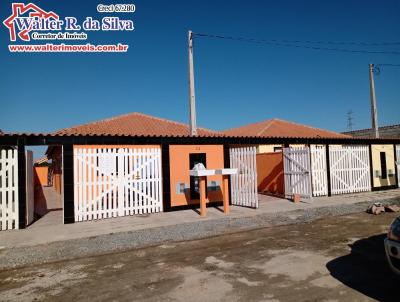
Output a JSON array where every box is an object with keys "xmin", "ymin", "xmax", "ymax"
[
  {"xmin": 369, "ymin": 63, "xmax": 379, "ymax": 138},
  {"xmin": 188, "ymin": 30, "xmax": 197, "ymax": 136}
]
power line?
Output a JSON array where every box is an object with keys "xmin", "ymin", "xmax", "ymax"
[
  {"xmin": 375, "ymin": 63, "xmax": 400, "ymax": 67},
  {"xmin": 195, "ymin": 33, "xmax": 400, "ymax": 47},
  {"xmin": 373, "ymin": 63, "xmax": 400, "ymax": 75},
  {"xmin": 193, "ymin": 32, "xmax": 400, "ymax": 55}
]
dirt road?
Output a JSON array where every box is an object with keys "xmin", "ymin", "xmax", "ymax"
[{"xmin": 0, "ymin": 212, "xmax": 398, "ymax": 301}]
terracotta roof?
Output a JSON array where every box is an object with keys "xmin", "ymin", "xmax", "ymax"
[
  {"xmin": 223, "ymin": 118, "xmax": 351, "ymax": 138},
  {"xmin": 54, "ymin": 112, "xmax": 222, "ymax": 137}
]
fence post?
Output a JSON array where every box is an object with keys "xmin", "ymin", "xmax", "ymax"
[
  {"xmin": 161, "ymin": 143, "xmax": 171, "ymax": 212},
  {"xmin": 63, "ymin": 144, "xmax": 75, "ymax": 224},
  {"xmin": 308, "ymin": 145, "xmax": 315, "ymax": 197},
  {"xmin": 394, "ymin": 144, "xmax": 399, "ymax": 188},
  {"xmin": 223, "ymin": 144, "xmax": 232, "ymax": 205},
  {"xmin": 325, "ymin": 144, "xmax": 331, "ymax": 197},
  {"xmin": 368, "ymin": 144, "xmax": 374, "ymax": 191},
  {"xmin": 17, "ymin": 140, "xmax": 26, "ymax": 229}
]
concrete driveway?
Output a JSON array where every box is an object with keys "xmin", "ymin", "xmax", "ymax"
[{"xmin": 0, "ymin": 211, "xmax": 398, "ymax": 302}]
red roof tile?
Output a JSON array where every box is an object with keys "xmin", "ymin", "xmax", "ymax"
[
  {"xmin": 223, "ymin": 118, "xmax": 350, "ymax": 138},
  {"xmin": 54, "ymin": 112, "xmax": 222, "ymax": 137}
]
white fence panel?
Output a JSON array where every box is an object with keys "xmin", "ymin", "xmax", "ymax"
[
  {"xmin": 329, "ymin": 145, "xmax": 371, "ymax": 195},
  {"xmin": 396, "ymin": 145, "xmax": 400, "ymax": 188},
  {"xmin": 310, "ymin": 145, "xmax": 328, "ymax": 196},
  {"xmin": 0, "ymin": 149, "xmax": 19, "ymax": 231},
  {"xmin": 74, "ymin": 147, "xmax": 163, "ymax": 222},
  {"xmin": 283, "ymin": 147, "xmax": 312, "ymax": 199},
  {"xmin": 229, "ymin": 146, "xmax": 258, "ymax": 208}
]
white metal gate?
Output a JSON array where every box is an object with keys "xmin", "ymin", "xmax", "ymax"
[
  {"xmin": 283, "ymin": 147, "xmax": 312, "ymax": 199},
  {"xmin": 229, "ymin": 146, "xmax": 258, "ymax": 208},
  {"xmin": 74, "ymin": 147, "xmax": 162, "ymax": 222},
  {"xmin": 329, "ymin": 145, "xmax": 371, "ymax": 195},
  {"xmin": 0, "ymin": 149, "xmax": 19, "ymax": 231},
  {"xmin": 310, "ymin": 145, "xmax": 328, "ymax": 196},
  {"xmin": 396, "ymin": 145, "xmax": 400, "ymax": 188}
]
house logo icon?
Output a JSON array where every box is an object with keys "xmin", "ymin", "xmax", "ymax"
[{"xmin": 3, "ymin": 2, "xmax": 59, "ymax": 41}]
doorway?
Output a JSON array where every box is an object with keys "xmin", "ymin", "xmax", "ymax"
[
  {"xmin": 29, "ymin": 145, "xmax": 63, "ymax": 227},
  {"xmin": 189, "ymin": 153, "xmax": 207, "ymax": 200}
]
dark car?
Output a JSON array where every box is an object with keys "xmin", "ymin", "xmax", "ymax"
[{"xmin": 385, "ymin": 216, "xmax": 400, "ymax": 274}]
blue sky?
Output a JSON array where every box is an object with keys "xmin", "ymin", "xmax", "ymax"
[{"xmin": 1, "ymin": 0, "xmax": 399, "ymax": 136}]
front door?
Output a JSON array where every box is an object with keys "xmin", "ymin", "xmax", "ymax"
[{"xmin": 189, "ymin": 153, "xmax": 207, "ymax": 200}]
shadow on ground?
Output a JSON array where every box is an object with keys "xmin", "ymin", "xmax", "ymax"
[{"xmin": 327, "ymin": 234, "xmax": 398, "ymax": 302}]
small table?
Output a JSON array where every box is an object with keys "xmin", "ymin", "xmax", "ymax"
[{"xmin": 189, "ymin": 168, "xmax": 237, "ymax": 217}]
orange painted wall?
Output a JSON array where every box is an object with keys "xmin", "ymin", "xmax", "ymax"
[
  {"xmin": 34, "ymin": 166, "xmax": 48, "ymax": 186},
  {"xmin": 169, "ymin": 145, "xmax": 224, "ymax": 207},
  {"xmin": 256, "ymin": 152, "xmax": 284, "ymax": 196}
]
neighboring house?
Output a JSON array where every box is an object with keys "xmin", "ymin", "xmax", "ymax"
[
  {"xmin": 343, "ymin": 124, "xmax": 400, "ymax": 188},
  {"xmin": 343, "ymin": 124, "xmax": 400, "ymax": 139},
  {"xmin": 45, "ymin": 147, "xmax": 62, "ymax": 194},
  {"xmin": 33, "ymin": 156, "xmax": 50, "ymax": 187},
  {"xmin": 223, "ymin": 118, "xmax": 398, "ymax": 193},
  {"xmin": 223, "ymin": 118, "xmax": 352, "ymax": 197},
  {"xmin": 223, "ymin": 118, "xmax": 348, "ymax": 138}
]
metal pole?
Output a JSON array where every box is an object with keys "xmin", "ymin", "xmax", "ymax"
[
  {"xmin": 188, "ymin": 30, "xmax": 197, "ymax": 136},
  {"xmin": 369, "ymin": 63, "xmax": 379, "ymax": 138}
]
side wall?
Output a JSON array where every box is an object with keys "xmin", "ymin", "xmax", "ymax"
[
  {"xmin": 169, "ymin": 145, "xmax": 224, "ymax": 207},
  {"xmin": 371, "ymin": 144, "xmax": 396, "ymax": 187},
  {"xmin": 34, "ymin": 166, "xmax": 48, "ymax": 186},
  {"xmin": 256, "ymin": 152, "xmax": 284, "ymax": 196}
]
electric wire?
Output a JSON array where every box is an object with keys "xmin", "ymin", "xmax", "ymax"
[
  {"xmin": 375, "ymin": 63, "xmax": 400, "ymax": 67},
  {"xmin": 374, "ymin": 63, "xmax": 400, "ymax": 74},
  {"xmin": 193, "ymin": 32, "xmax": 400, "ymax": 55}
]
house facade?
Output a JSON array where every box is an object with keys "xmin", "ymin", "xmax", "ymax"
[{"xmin": 1, "ymin": 112, "xmax": 399, "ymax": 230}]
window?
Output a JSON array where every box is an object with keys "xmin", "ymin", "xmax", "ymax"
[
  {"xmin": 380, "ymin": 152, "xmax": 387, "ymax": 179},
  {"xmin": 274, "ymin": 146, "xmax": 282, "ymax": 152}
]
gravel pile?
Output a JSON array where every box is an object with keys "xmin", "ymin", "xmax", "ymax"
[{"xmin": 1, "ymin": 197, "xmax": 399, "ymax": 270}]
